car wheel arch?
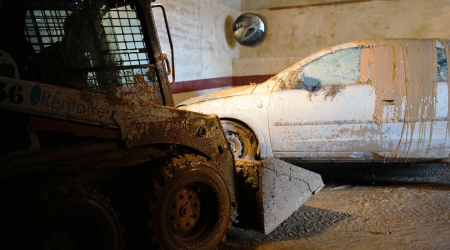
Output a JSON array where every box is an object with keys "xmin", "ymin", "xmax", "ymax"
[{"xmin": 217, "ymin": 114, "xmax": 269, "ymax": 159}]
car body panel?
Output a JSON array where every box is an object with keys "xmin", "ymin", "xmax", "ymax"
[
  {"xmin": 269, "ymin": 83, "xmax": 378, "ymax": 152},
  {"xmin": 180, "ymin": 39, "xmax": 450, "ymax": 162},
  {"xmin": 178, "ymin": 85, "xmax": 257, "ymax": 106},
  {"xmin": 179, "ymin": 92, "xmax": 273, "ymax": 158}
]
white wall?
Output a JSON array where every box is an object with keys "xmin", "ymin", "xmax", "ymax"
[
  {"xmin": 161, "ymin": 0, "xmax": 450, "ymax": 104},
  {"xmin": 242, "ymin": 0, "xmax": 353, "ymax": 10},
  {"xmin": 153, "ymin": 0, "xmax": 241, "ymax": 82},
  {"xmin": 235, "ymin": 0, "xmax": 450, "ymax": 77}
]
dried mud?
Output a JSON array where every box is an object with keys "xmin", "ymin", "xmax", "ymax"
[
  {"xmin": 271, "ymin": 39, "xmax": 450, "ymax": 160},
  {"xmin": 220, "ymin": 184, "xmax": 450, "ymax": 250}
]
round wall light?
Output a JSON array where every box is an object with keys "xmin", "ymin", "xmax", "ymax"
[{"xmin": 233, "ymin": 13, "xmax": 266, "ymax": 47}]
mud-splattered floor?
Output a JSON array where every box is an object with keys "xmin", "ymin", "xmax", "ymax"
[{"xmin": 219, "ymin": 184, "xmax": 450, "ymax": 250}]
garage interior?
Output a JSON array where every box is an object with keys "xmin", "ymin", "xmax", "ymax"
[
  {"xmin": 0, "ymin": 0, "xmax": 449, "ymax": 249},
  {"xmin": 159, "ymin": 0, "xmax": 450, "ymax": 104},
  {"xmin": 156, "ymin": 0, "xmax": 450, "ymax": 249}
]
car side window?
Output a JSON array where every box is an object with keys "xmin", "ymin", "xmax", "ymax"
[
  {"xmin": 301, "ymin": 48, "xmax": 361, "ymax": 91},
  {"xmin": 437, "ymin": 48, "xmax": 448, "ymax": 82}
]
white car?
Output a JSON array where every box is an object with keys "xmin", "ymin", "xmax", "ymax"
[{"xmin": 178, "ymin": 39, "xmax": 450, "ymax": 162}]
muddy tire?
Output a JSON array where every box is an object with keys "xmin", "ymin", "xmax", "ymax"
[
  {"xmin": 24, "ymin": 183, "xmax": 123, "ymax": 250},
  {"xmin": 221, "ymin": 120, "xmax": 259, "ymax": 160},
  {"xmin": 145, "ymin": 155, "xmax": 232, "ymax": 250}
]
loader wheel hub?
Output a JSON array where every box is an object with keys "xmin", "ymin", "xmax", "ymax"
[
  {"xmin": 170, "ymin": 188, "xmax": 201, "ymax": 235},
  {"xmin": 155, "ymin": 166, "xmax": 231, "ymax": 249}
]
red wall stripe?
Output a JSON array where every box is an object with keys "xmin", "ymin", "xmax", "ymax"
[{"xmin": 171, "ymin": 75, "xmax": 274, "ymax": 94}]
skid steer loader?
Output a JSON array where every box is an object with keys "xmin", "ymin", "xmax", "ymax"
[{"xmin": 0, "ymin": 0, "xmax": 323, "ymax": 249}]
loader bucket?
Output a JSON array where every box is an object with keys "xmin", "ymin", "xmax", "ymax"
[{"xmin": 235, "ymin": 158, "xmax": 324, "ymax": 234}]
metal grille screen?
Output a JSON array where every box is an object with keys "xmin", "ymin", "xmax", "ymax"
[{"xmin": 24, "ymin": 0, "xmax": 160, "ymax": 97}]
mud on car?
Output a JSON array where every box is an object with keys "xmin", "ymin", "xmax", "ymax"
[{"xmin": 179, "ymin": 39, "xmax": 450, "ymax": 163}]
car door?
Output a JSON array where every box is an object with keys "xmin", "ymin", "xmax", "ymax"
[
  {"xmin": 268, "ymin": 47, "xmax": 380, "ymax": 159},
  {"xmin": 360, "ymin": 40, "xmax": 449, "ymax": 159},
  {"xmin": 421, "ymin": 44, "xmax": 450, "ymax": 159},
  {"xmin": 388, "ymin": 40, "xmax": 449, "ymax": 159},
  {"xmin": 358, "ymin": 44, "xmax": 407, "ymax": 158}
]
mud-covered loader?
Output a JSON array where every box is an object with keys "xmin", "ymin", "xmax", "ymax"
[{"xmin": 0, "ymin": 0, "xmax": 323, "ymax": 249}]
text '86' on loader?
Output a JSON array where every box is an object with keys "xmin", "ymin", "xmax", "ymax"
[{"xmin": 0, "ymin": 0, "xmax": 323, "ymax": 249}]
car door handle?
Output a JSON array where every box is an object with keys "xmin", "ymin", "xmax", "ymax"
[{"xmin": 382, "ymin": 100, "xmax": 395, "ymax": 105}]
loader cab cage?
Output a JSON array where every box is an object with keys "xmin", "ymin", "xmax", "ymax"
[{"xmin": 0, "ymin": 0, "xmax": 165, "ymax": 103}]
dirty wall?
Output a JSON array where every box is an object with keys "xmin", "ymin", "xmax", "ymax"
[
  {"xmin": 152, "ymin": 0, "xmax": 241, "ymax": 104},
  {"xmin": 234, "ymin": 0, "xmax": 450, "ymax": 77}
]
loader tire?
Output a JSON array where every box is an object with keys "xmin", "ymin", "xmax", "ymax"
[
  {"xmin": 146, "ymin": 155, "xmax": 232, "ymax": 250},
  {"xmin": 23, "ymin": 183, "xmax": 123, "ymax": 250}
]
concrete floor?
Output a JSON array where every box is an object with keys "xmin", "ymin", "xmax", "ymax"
[{"xmin": 219, "ymin": 170, "xmax": 450, "ymax": 250}]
